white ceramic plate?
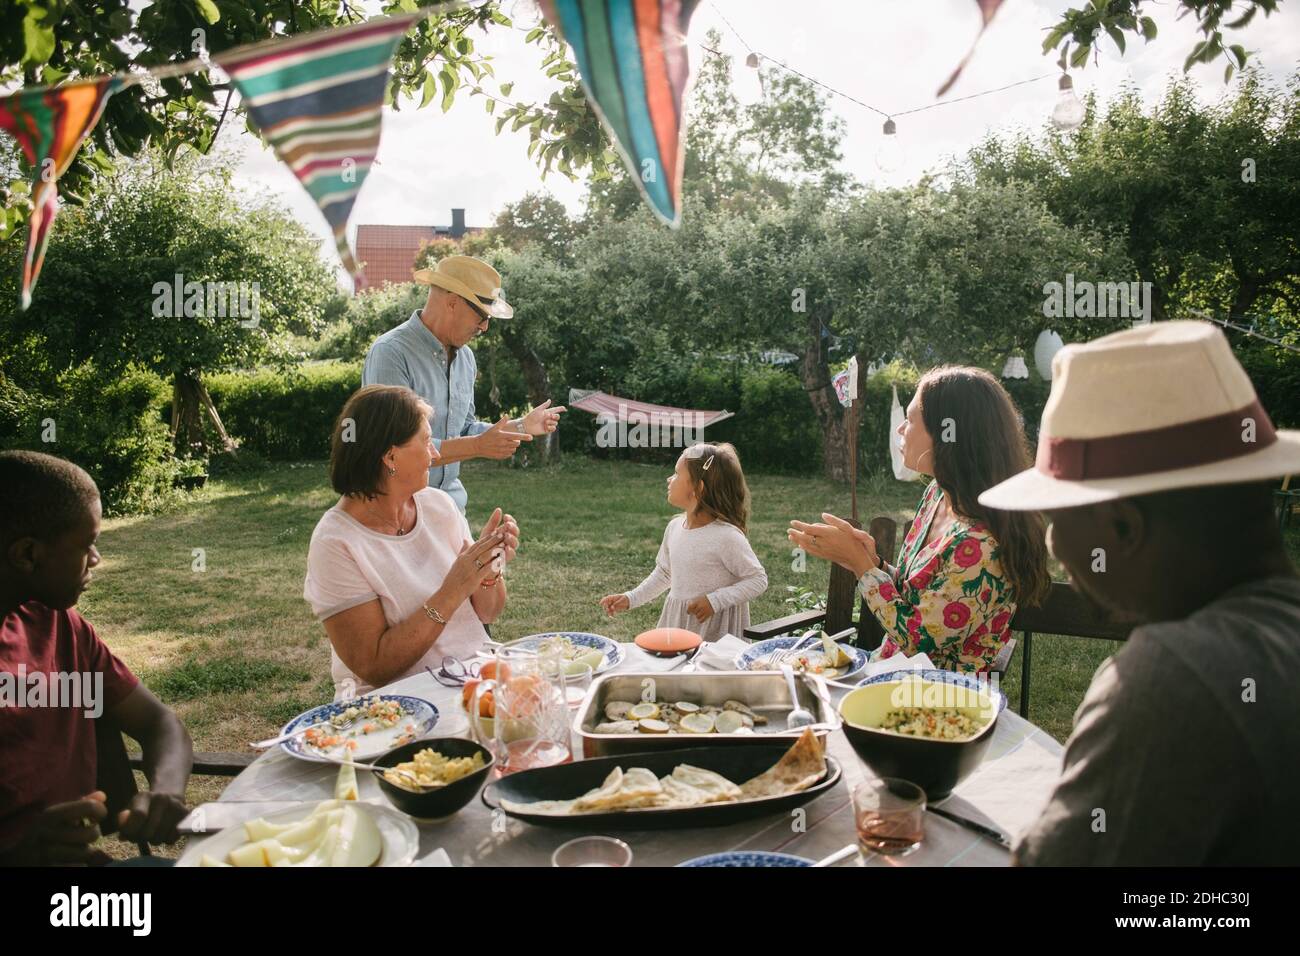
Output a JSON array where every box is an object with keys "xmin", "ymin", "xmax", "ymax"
[
  {"xmin": 279, "ymin": 695, "xmax": 439, "ymax": 763},
  {"xmin": 492, "ymin": 631, "xmax": 624, "ymax": 674}
]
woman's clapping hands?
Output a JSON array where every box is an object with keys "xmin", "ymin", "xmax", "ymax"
[{"xmin": 787, "ymin": 513, "xmax": 881, "ymax": 579}]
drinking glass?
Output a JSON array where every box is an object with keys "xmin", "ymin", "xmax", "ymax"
[
  {"xmin": 852, "ymin": 777, "xmax": 926, "ymax": 857},
  {"xmin": 552, "ymin": 836, "xmax": 633, "ymax": 867},
  {"xmin": 554, "ymin": 662, "xmax": 593, "ymax": 709}
]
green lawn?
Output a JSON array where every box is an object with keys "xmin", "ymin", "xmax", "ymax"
[{"xmin": 84, "ymin": 455, "xmax": 1190, "ymax": 757}]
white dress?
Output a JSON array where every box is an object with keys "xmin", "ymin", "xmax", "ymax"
[{"xmin": 623, "ymin": 515, "xmax": 769, "ymax": 642}]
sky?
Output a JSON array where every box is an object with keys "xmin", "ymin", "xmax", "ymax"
[{"xmin": 224, "ymin": 0, "xmax": 1300, "ymax": 272}]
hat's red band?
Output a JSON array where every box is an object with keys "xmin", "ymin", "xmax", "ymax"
[{"xmin": 1036, "ymin": 398, "xmax": 1277, "ymax": 481}]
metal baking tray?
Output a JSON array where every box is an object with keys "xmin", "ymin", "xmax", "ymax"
[{"xmin": 573, "ymin": 670, "xmax": 838, "ymax": 758}]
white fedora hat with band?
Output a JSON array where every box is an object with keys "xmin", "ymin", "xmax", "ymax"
[
  {"xmin": 980, "ymin": 320, "xmax": 1300, "ymax": 511},
  {"xmin": 413, "ymin": 255, "xmax": 513, "ymax": 320}
]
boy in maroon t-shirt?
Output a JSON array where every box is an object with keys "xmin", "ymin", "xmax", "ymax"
[{"xmin": 0, "ymin": 451, "xmax": 193, "ymax": 865}]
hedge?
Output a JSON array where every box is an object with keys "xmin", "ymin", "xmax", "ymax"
[
  {"xmin": 0, "ymin": 363, "xmax": 177, "ymax": 514},
  {"xmin": 204, "ymin": 361, "xmax": 362, "ymax": 460}
]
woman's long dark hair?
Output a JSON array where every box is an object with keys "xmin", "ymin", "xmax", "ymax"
[{"xmin": 917, "ymin": 366, "xmax": 1051, "ymax": 607}]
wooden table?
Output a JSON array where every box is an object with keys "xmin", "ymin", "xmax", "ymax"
[{"xmin": 211, "ymin": 651, "xmax": 1064, "ymax": 867}]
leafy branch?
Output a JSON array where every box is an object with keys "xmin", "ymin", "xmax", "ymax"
[{"xmin": 1041, "ymin": 0, "xmax": 1278, "ymax": 82}]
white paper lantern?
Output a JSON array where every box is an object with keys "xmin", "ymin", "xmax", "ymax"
[
  {"xmin": 1033, "ymin": 329, "xmax": 1065, "ymax": 381},
  {"xmin": 1001, "ymin": 355, "xmax": 1029, "ymax": 379}
]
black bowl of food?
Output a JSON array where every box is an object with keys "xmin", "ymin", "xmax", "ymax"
[
  {"xmin": 838, "ymin": 670, "xmax": 1004, "ymax": 800},
  {"xmin": 371, "ymin": 738, "xmax": 494, "ymax": 819}
]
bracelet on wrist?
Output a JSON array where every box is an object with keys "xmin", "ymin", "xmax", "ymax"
[{"xmin": 423, "ymin": 602, "xmax": 449, "ymax": 625}]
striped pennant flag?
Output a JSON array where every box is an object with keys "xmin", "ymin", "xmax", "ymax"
[
  {"xmin": 0, "ymin": 77, "xmax": 125, "ymax": 309},
  {"xmin": 215, "ymin": 14, "xmax": 421, "ymax": 284},
  {"xmin": 539, "ymin": 0, "xmax": 699, "ymax": 226},
  {"xmin": 936, "ymin": 0, "xmax": 1006, "ymax": 97}
]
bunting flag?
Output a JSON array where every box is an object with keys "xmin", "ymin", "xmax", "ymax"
[
  {"xmin": 214, "ymin": 14, "xmax": 421, "ymax": 284},
  {"xmin": 0, "ymin": 77, "xmax": 125, "ymax": 309},
  {"xmin": 539, "ymin": 0, "xmax": 699, "ymax": 226},
  {"xmin": 936, "ymin": 0, "xmax": 1006, "ymax": 97}
]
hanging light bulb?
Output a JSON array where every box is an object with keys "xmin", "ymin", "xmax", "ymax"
[
  {"xmin": 1051, "ymin": 73, "xmax": 1086, "ymax": 131},
  {"xmin": 875, "ymin": 117, "xmax": 904, "ymax": 174},
  {"xmin": 1001, "ymin": 355, "xmax": 1030, "ymax": 380},
  {"xmin": 736, "ymin": 50, "xmax": 765, "ymax": 104}
]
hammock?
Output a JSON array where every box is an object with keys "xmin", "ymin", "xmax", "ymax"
[{"xmin": 568, "ymin": 390, "xmax": 734, "ymax": 443}]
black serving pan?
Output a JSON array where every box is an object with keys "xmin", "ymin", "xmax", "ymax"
[{"xmin": 481, "ymin": 745, "xmax": 841, "ymax": 829}]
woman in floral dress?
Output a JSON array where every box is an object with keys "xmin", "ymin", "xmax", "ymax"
[{"xmin": 789, "ymin": 367, "xmax": 1050, "ymax": 673}]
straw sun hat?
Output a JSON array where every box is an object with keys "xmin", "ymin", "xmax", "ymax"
[
  {"xmin": 413, "ymin": 255, "xmax": 513, "ymax": 320},
  {"xmin": 980, "ymin": 321, "xmax": 1300, "ymax": 511}
]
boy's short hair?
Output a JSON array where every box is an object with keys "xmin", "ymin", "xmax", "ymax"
[{"xmin": 0, "ymin": 450, "xmax": 100, "ymax": 547}]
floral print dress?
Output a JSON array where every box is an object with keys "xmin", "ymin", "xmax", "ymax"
[{"xmin": 857, "ymin": 480, "xmax": 1017, "ymax": 673}]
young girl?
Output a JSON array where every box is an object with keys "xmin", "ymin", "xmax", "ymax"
[{"xmin": 600, "ymin": 443, "xmax": 768, "ymax": 642}]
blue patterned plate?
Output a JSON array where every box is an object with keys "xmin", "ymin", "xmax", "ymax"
[
  {"xmin": 498, "ymin": 632, "xmax": 624, "ymax": 674},
  {"xmin": 735, "ymin": 635, "xmax": 868, "ymax": 681},
  {"xmin": 678, "ymin": 851, "xmax": 814, "ymax": 868},
  {"xmin": 854, "ymin": 668, "xmax": 1008, "ymax": 714},
  {"xmin": 279, "ymin": 695, "xmax": 439, "ymax": 763}
]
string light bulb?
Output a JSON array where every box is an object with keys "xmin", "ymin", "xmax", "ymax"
[
  {"xmin": 738, "ymin": 50, "xmax": 764, "ymax": 103},
  {"xmin": 1051, "ymin": 73, "xmax": 1086, "ymax": 131},
  {"xmin": 875, "ymin": 117, "xmax": 904, "ymax": 174}
]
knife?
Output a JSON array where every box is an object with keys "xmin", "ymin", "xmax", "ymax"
[{"xmin": 928, "ymin": 805, "xmax": 1011, "ymax": 849}]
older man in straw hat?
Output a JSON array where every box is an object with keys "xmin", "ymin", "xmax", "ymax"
[
  {"xmin": 979, "ymin": 320, "xmax": 1300, "ymax": 866},
  {"xmin": 362, "ymin": 255, "xmax": 565, "ymax": 513}
]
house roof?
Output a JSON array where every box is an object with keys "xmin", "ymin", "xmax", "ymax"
[{"xmin": 355, "ymin": 222, "xmax": 483, "ymax": 291}]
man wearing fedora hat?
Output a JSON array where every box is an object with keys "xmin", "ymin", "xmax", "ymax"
[
  {"xmin": 979, "ymin": 320, "xmax": 1300, "ymax": 866},
  {"xmin": 362, "ymin": 255, "xmax": 565, "ymax": 513}
]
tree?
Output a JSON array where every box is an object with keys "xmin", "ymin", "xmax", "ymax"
[
  {"xmin": 1043, "ymin": 1, "xmax": 1283, "ymax": 82},
  {"xmin": 586, "ymin": 30, "xmax": 851, "ymax": 223},
  {"xmin": 1, "ymin": 146, "xmax": 335, "ymax": 455},
  {"xmin": 674, "ymin": 184, "xmax": 1129, "ymax": 480},
  {"xmin": 963, "ymin": 70, "xmax": 1300, "ymax": 325},
  {"xmin": 0, "ymin": 1, "xmax": 609, "ymax": 239},
  {"xmin": 490, "ymin": 192, "xmax": 583, "ymax": 263}
]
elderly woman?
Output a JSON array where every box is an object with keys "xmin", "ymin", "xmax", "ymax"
[
  {"xmin": 304, "ymin": 385, "xmax": 519, "ymax": 698},
  {"xmin": 789, "ymin": 366, "xmax": 1050, "ymax": 673}
]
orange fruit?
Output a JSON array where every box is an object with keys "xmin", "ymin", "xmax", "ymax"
[
  {"xmin": 480, "ymin": 660, "xmax": 508, "ymax": 682},
  {"xmin": 461, "ymin": 678, "xmax": 480, "ymax": 711}
]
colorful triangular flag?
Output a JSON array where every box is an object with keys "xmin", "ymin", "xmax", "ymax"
[
  {"xmin": 214, "ymin": 14, "xmax": 421, "ymax": 284},
  {"xmin": 936, "ymin": 0, "xmax": 1005, "ymax": 97},
  {"xmin": 539, "ymin": 0, "xmax": 699, "ymax": 226},
  {"xmin": 0, "ymin": 77, "xmax": 125, "ymax": 309}
]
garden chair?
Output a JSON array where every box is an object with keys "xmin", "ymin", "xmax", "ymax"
[
  {"xmin": 1276, "ymin": 475, "xmax": 1299, "ymax": 532},
  {"xmin": 745, "ymin": 515, "xmax": 1135, "ymax": 719}
]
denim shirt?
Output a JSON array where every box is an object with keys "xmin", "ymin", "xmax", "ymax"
[{"xmin": 361, "ymin": 311, "xmax": 492, "ymax": 513}]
